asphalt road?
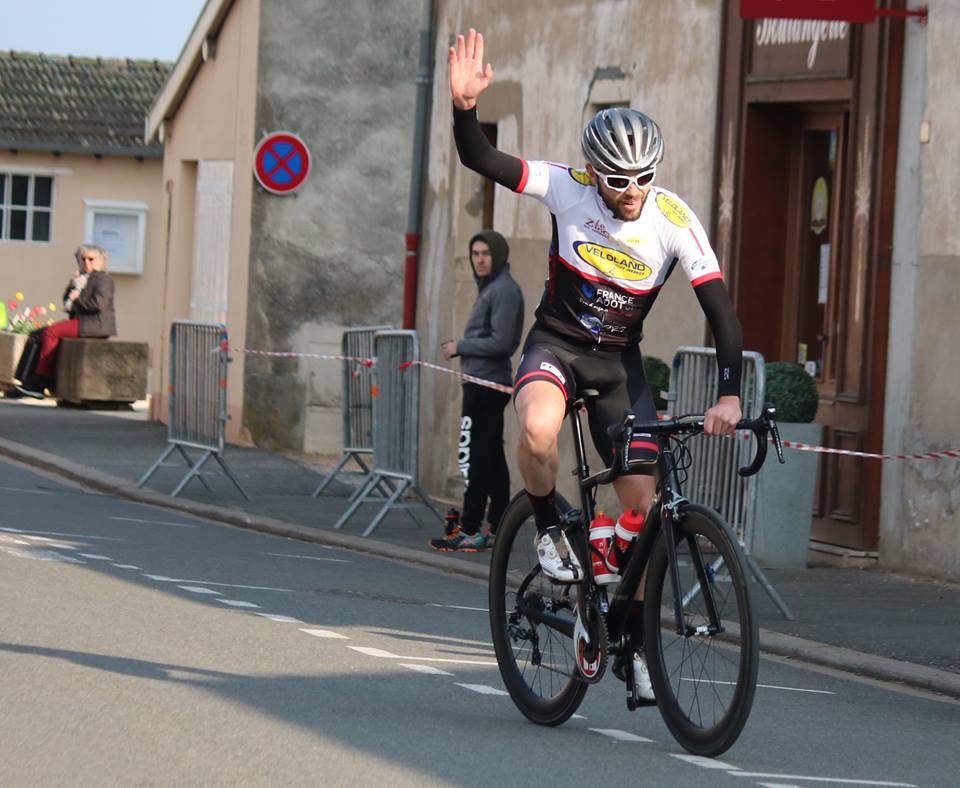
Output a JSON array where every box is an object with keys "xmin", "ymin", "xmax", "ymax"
[{"xmin": 1, "ymin": 458, "xmax": 957, "ymax": 787}]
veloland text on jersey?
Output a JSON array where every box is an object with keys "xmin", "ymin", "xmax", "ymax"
[{"xmin": 754, "ymin": 18, "xmax": 850, "ymax": 70}]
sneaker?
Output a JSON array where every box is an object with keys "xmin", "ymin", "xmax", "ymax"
[
  {"xmin": 429, "ymin": 509, "xmax": 468, "ymax": 551},
  {"xmin": 14, "ymin": 385, "xmax": 45, "ymax": 400},
  {"xmin": 633, "ymin": 652, "xmax": 655, "ymax": 700},
  {"xmin": 535, "ymin": 525, "xmax": 583, "ymax": 583},
  {"xmin": 429, "ymin": 527, "xmax": 476, "ymax": 551},
  {"xmin": 457, "ymin": 529, "xmax": 495, "ymax": 552}
]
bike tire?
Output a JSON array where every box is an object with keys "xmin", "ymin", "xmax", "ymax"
[
  {"xmin": 643, "ymin": 504, "xmax": 759, "ymax": 756},
  {"xmin": 489, "ymin": 491, "xmax": 587, "ymax": 726}
]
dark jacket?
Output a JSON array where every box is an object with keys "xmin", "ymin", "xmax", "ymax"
[
  {"xmin": 455, "ymin": 230, "xmax": 524, "ymax": 386},
  {"xmin": 65, "ymin": 270, "xmax": 117, "ymax": 337}
]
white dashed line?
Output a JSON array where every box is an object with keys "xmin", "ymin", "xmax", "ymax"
[
  {"xmin": 588, "ymin": 728, "xmax": 653, "ymax": 743},
  {"xmin": 0, "ymin": 546, "xmax": 86, "ymax": 564},
  {"xmin": 216, "ymin": 599, "xmax": 261, "ymax": 609},
  {"xmin": 78, "ymin": 554, "xmax": 113, "ymax": 561},
  {"xmin": 143, "ymin": 574, "xmax": 182, "ymax": 582},
  {"xmin": 265, "ymin": 552, "xmax": 351, "ymax": 563},
  {"xmin": 425, "ymin": 603, "xmax": 488, "ymax": 612},
  {"xmin": 0, "ymin": 486, "xmax": 56, "ymax": 495},
  {"xmin": 729, "ymin": 774, "xmax": 916, "ymax": 787},
  {"xmin": 671, "ymin": 754, "xmax": 738, "ymax": 770},
  {"xmin": 49, "ymin": 544, "xmax": 78, "ymax": 550},
  {"xmin": 348, "ymin": 646, "xmax": 497, "ymax": 666},
  {"xmin": 112, "ymin": 564, "xmax": 141, "ymax": 569},
  {"xmin": 455, "ymin": 683, "xmax": 508, "ymax": 696},
  {"xmin": 300, "ymin": 628, "xmax": 350, "ymax": 639},
  {"xmin": 0, "ymin": 527, "xmax": 121, "ymax": 541},
  {"xmin": 109, "ymin": 516, "xmax": 198, "ymax": 528},
  {"xmin": 142, "ymin": 575, "xmax": 294, "ymax": 592},
  {"xmin": 758, "ymin": 783, "xmax": 805, "ymax": 788},
  {"xmin": 681, "ymin": 678, "xmax": 835, "ymax": 695},
  {"xmin": 10, "ymin": 539, "xmax": 30, "ymax": 545},
  {"xmin": 177, "ymin": 585, "xmax": 222, "ymax": 595},
  {"xmin": 400, "ymin": 664, "xmax": 454, "ymax": 676},
  {"xmin": 255, "ymin": 613, "xmax": 303, "ymax": 623}
]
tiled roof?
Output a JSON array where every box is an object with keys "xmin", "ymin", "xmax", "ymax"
[{"xmin": 0, "ymin": 51, "xmax": 172, "ymax": 157}]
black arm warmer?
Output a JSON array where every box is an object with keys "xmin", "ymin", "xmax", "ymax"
[
  {"xmin": 452, "ymin": 106, "xmax": 525, "ymax": 190},
  {"xmin": 694, "ymin": 278, "xmax": 743, "ymax": 398}
]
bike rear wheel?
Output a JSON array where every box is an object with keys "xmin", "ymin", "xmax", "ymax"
[
  {"xmin": 489, "ymin": 491, "xmax": 587, "ymax": 725},
  {"xmin": 644, "ymin": 504, "xmax": 758, "ymax": 756}
]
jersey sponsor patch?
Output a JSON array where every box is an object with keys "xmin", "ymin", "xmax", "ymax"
[
  {"xmin": 568, "ymin": 167, "xmax": 592, "ymax": 186},
  {"xmin": 573, "ymin": 241, "xmax": 652, "ymax": 282},
  {"xmin": 539, "ymin": 361, "xmax": 566, "ymax": 384},
  {"xmin": 656, "ymin": 193, "xmax": 692, "ymax": 228}
]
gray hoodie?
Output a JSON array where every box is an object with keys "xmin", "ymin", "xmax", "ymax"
[{"xmin": 455, "ymin": 230, "xmax": 525, "ymax": 386}]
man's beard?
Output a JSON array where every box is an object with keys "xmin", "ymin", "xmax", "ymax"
[{"xmin": 599, "ymin": 189, "xmax": 642, "ymax": 222}]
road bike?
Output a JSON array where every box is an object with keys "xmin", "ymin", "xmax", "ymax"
[{"xmin": 489, "ymin": 390, "xmax": 783, "ymax": 756}]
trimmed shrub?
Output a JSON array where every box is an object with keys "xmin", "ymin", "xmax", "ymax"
[
  {"xmin": 765, "ymin": 362, "xmax": 819, "ymax": 423},
  {"xmin": 643, "ymin": 355, "xmax": 670, "ymax": 411}
]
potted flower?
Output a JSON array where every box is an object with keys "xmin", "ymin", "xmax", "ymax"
[
  {"xmin": 751, "ymin": 361, "xmax": 823, "ymax": 568},
  {"xmin": 0, "ymin": 294, "xmax": 57, "ymax": 389}
]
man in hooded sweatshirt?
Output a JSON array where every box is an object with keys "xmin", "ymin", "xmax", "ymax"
[{"xmin": 430, "ymin": 229, "xmax": 525, "ymax": 551}]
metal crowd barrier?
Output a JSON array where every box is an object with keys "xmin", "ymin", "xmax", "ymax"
[
  {"xmin": 334, "ymin": 329, "xmax": 443, "ymax": 535},
  {"xmin": 311, "ymin": 325, "xmax": 393, "ymax": 499},
  {"xmin": 668, "ymin": 345, "xmax": 792, "ymax": 619},
  {"xmin": 137, "ymin": 321, "xmax": 249, "ymax": 500}
]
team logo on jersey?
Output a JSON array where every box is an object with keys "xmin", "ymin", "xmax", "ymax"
[
  {"xmin": 568, "ymin": 167, "xmax": 592, "ymax": 186},
  {"xmin": 656, "ymin": 193, "xmax": 692, "ymax": 228},
  {"xmin": 580, "ymin": 282, "xmax": 597, "ymax": 299},
  {"xmin": 573, "ymin": 241, "xmax": 652, "ymax": 282},
  {"xmin": 577, "ymin": 313, "xmax": 603, "ymax": 336}
]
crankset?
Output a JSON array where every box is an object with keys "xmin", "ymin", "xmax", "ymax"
[{"xmin": 573, "ymin": 601, "xmax": 608, "ymax": 683}]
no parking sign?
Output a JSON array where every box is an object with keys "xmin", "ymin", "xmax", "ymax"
[{"xmin": 253, "ymin": 131, "xmax": 311, "ymax": 195}]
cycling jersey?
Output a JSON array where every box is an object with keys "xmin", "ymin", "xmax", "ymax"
[{"xmin": 518, "ymin": 160, "xmax": 721, "ymax": 349}]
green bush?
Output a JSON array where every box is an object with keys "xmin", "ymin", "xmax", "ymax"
[
  {"xmin": 643, "ymin": 355, "xmax": 670, "ymax": 411},
  {"xmin": 765, "ymin": 362, "xmax": 819, "ymax": 423}
]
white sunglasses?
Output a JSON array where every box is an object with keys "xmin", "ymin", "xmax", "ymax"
[{"xmin": 599, "ymin": 167, "xmax": 656, "ymax": 192}]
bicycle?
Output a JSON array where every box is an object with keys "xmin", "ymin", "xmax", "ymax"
[{"xmin": 489, "ymin": 390, "xmax": 784, "ymax": 756}]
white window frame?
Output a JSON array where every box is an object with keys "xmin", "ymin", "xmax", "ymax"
[
  {"xmin": 83, "ymin": 199, "xmax": 149, "ymax": 275},
  {"xmin": 0, "ymin": 171, "xmax": 57, "ymax": 244}
]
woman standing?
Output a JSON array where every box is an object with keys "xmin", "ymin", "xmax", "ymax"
[{"xmin": 15, "ymin": 244, "xmax": 116, "ymax": 399}]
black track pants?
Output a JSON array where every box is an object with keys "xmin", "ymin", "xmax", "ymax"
[{"xmin": 458, "ymin": 383, "xmax": 511, "ymax": 533}]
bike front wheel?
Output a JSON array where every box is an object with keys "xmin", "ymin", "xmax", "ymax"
[
  {"xmin": 489, "ymin": 491, "xmax": 587, "ymax": 726},
  {"xmin": 644, "ymin": 504, "xmax": 759, "ymax": 757}
]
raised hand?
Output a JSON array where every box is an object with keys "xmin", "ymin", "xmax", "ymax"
[{"xmin": 449, "ymin": 28, "xmax": 493, "ymax": 110}]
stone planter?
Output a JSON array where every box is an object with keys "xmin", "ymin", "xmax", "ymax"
[
  {"xmin": 750, "ymin": 421, "xmax": 823, "ymax": 568},
  {"xmin": 0, "ymin": 331, "xmax": 27, "ymax": 389}
]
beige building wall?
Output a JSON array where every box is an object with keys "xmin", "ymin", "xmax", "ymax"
[
  {"xmin": 0, "ymin": 152, "xmax": 164, "ymax": 387},
  {"xmin": 882, "ymin": 0, "xmax": 960, "ymax": 580},
  {"xmin": 150, "ymin": 0, "xmax": 261, "ymax": 442},
  {"xmin": 417, "ymin": 0, "xmax": 723, "ymax": 507}
]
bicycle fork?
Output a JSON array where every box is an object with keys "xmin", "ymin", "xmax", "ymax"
[{"xmin": 661, "ymin": 501, "xmax": 723, "ymax": 637}]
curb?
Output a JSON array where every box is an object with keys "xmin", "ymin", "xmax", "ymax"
[{"xmin": 1, "ymin": 436, "xmax": 957, "ymax": 701}]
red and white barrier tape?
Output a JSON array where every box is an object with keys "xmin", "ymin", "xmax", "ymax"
[{"xmin": 223, "ymin": 344, "xmax": 958, "ymax": 462}]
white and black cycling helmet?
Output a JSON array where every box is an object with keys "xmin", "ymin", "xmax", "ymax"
[{"xmin": 581, "ymin": 108, "xmax": 664, "ymax": 174}]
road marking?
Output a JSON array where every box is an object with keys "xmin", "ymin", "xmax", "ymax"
[
  {"xmin": 216, "ymin": 599, "xmax": 261, "ymax": 609},
  {"xmin": 671, "ymin": 754, "xmax": 738, "ymax": 770},
  {"xmin": 112, "ymin": 564, "xmax": 141, "ymax": 569},
  {"xmin": 49, "ymin": 544, "xmax": 78, "ymax": 550},
  {"xmin": 455, "ymin": 683, "xmax": 508, "ymax": 696},
  {"xmin": 255, "ymin": 613, "xmax": 303, "ymax": 623},
  {"xmin": 730, "ymin": 774, "xmax": 916, "ymax": 787},
  {"xmin": 141, "ymin": 575, "xmax": 295, "ymax": 592},
  {"xmin": 300, "ymin": 628, "xmax": 350, "ymax": 639},
  {"xmin": 425, "ymin": 603, "xmax": 488, "ymax": 612},
  {"xmin": 0, "ymin": 486, "xmax": 56, "ymax": 495},
  {"xmin": 400, "ymin": 664, "xmax": 454, "ymax": 676},
  {"xmin": 10, "ymin": 539, "xmax": 30, "ymax": 545},
  {"xmin": 0, "ymin": 546, "xmax": 86, "ymax": 564},
  {"xmin": 78, "ymin": 554, "xmax": 113, "ymax": 561},
  {"xmin": 588, "ymin": 728, "xmax": 653, "ymax": 743},
  {"xmin": 265, "ymin": 552, "xmax": 351, "ymax": 563},
  {"xmin": 680, "ymin": 678, "xmax": 835, "ymax": 695},
  {"xmin": 758, "ymin": 783, "xmax": 805, "ymax": 788},
  {"xmin": 0, "ymin": 527, "xmax": 121, "ymax": 541},
  {"xmin": 178, "ymin": 585, "xmax": 222, "ymax": 595},
  {"xmin": 348, "ymin": 646, "xmax": 497, "ymax": 666},
  {"xmin": 109, "ymin": 516, "xmax": 198, "ymax": 528}
]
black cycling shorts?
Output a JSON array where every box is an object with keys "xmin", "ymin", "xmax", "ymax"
[{"xmin": 513, "ymin": 325, "xmax": 659, "ymax": 467}]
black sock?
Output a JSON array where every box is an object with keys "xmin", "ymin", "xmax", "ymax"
[
  {"xmin": 527, "ymin": 489, "xmax": 558, "ymax": 535},
  {"xmin": 628, "ymin": 601, "xmax": 645, "ymax": 650}
]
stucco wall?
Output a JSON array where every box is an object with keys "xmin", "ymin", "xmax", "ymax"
[
  {"xmin": 244, "ymin": 0, "xmax": 420, "ymax": 453},
  {"xmin": 882, "ymin": 1, "xmax": 960, "ymax": 580},
  {"xmin": 0, "ymin": 152, "xmax": 164, "ymax": 388},
  {"xmin": 418, "ymin": 0, "xmax": 723, "ymax": 505},
  {"xmin": 151, "ymin": 0, "xmax": 260, "ymax": 439}
]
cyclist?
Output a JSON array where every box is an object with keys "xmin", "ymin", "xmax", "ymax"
[{"xmin": 449, "ymin": 29, "xmax": 743, "ymax": 698}]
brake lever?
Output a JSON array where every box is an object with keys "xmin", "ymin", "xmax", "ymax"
[
  {"xmin": 770, "ymin": 418, "xmax": 785, "ymax": 464},
  {"xmin": 620, "ymin": 412, "xmax": 636, "ymax": 473}
]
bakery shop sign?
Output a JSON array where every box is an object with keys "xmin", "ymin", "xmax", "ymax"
[{"xmin": 749, "ymin": 17, "xmax": 852, "ymax": 77}]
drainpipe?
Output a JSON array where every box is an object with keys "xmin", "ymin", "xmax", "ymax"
[{"xmin": 403, "ymin": 0, "xmax": 436, "ymax": 329}]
